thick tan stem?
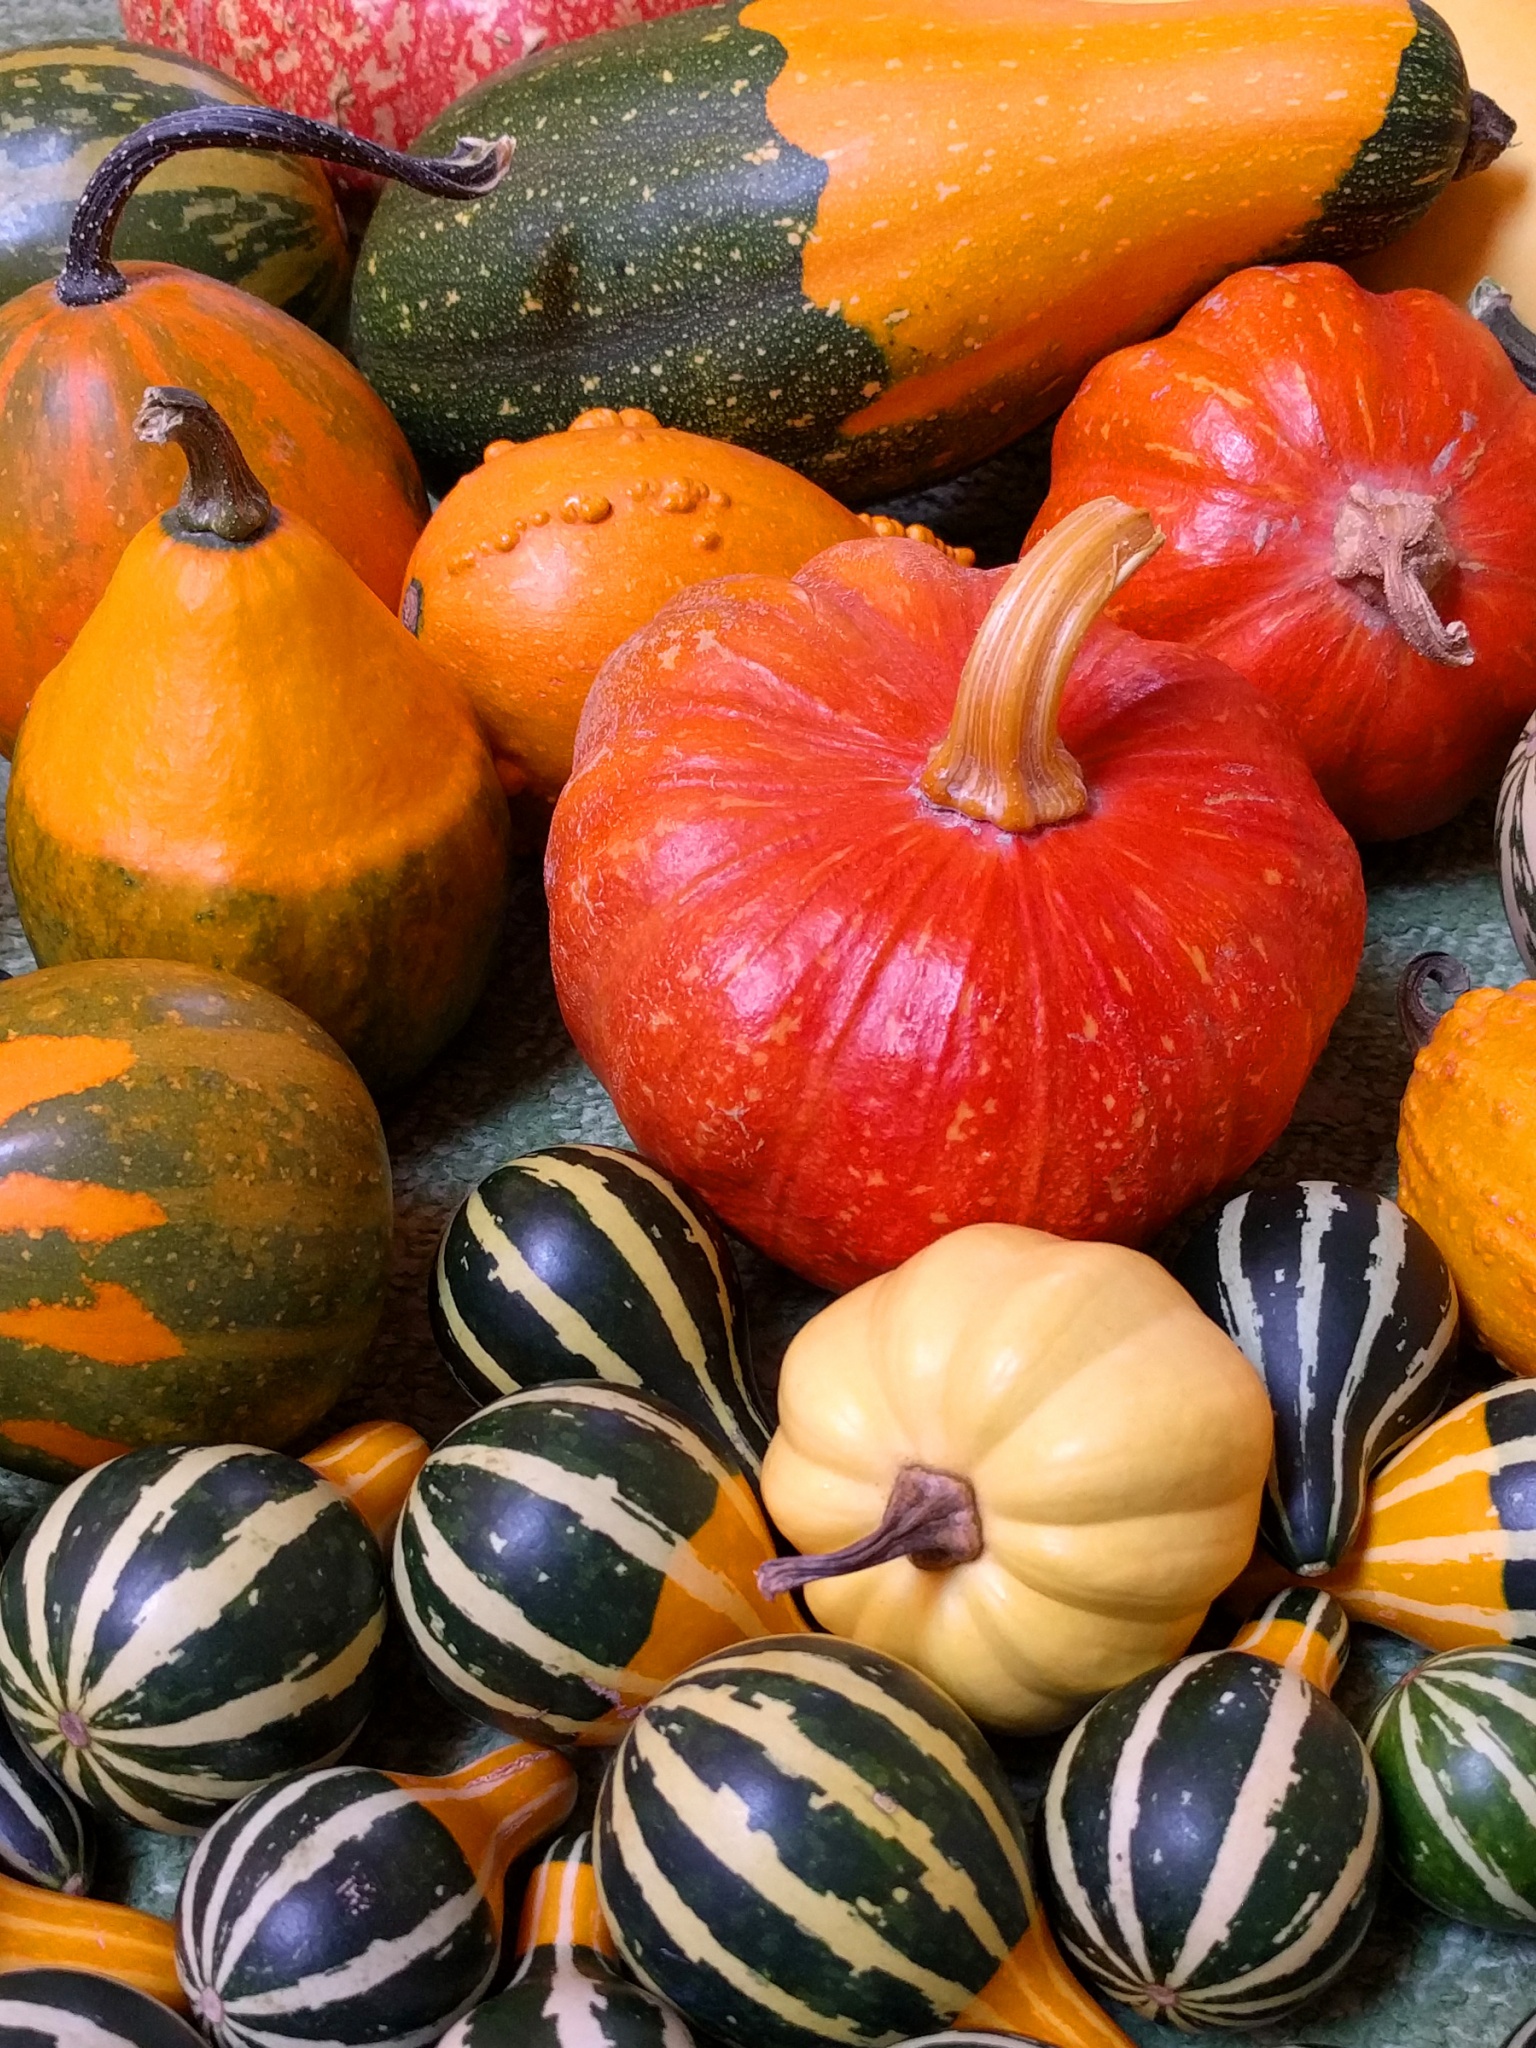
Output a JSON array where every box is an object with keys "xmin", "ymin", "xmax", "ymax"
[
  {"xmin": 920, "ymin": 497, "xmax": 1163, "ymax": 832},
  {"xmin": 1332, "ymin": 485, "xmax": 1472, "ymax": 667},
  {"xmin": 134, "ymin": 387, "xmax": 272, "ymax": 544},
  {"xmin": 757, "ymin": 1465, "xmax": 982, "ymax": 1598}
]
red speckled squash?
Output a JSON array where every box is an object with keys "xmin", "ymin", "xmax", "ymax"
[
  {"xmin": 119, "ymin": 0, "xmax": 712, "ymax": 155},
  {"xmin": 545, "ymin": 501, "xmax": 1366, "ymax": 1291},
  {"xmin": 1026, "ymin": 262, "xmax": 1536, "ymax": 842}
]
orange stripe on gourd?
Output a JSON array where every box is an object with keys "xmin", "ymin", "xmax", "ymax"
[
  {"xmin": 625, "ymin": 1479, "xmax": 808, "ymax": 1690},
  {"xmin": 0, "ymin": 1033, "xmax": 135, "ymax": 1124},
  {"xmin": 0, "ymin": 1870, "xmax": 186, "ymax": 2009},
  {"xmin": 0, "ymin": 1418, "xmax": 132, "ymax": 1468},
  {"xmin": 517, "ymin": 1850, "xmax": 619, "ymax": 1962},
  {"xmin": 0, "ymin": 1280, "xmax": 185, "ymax": 1365},
  {"xmin": 0, "ymin": 1173, "xmax": 168, "ymax": 1242},
  {"xmin": 746, "ymin": 0, "xmax": 1417, "ymax": 441}
]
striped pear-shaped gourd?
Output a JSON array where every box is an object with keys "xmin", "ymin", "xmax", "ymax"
[
  {"xmin": 429, "ymin": 1146, "xmax": 769, "ymax": 1471},
  {"xmin": 175, "ymin": 1740, "xmax": 577, "ymax": 2048},
  {"xmin": 0, "ymin": 1443, "xmax": 387, "ymax": 1832},
  {"xmin": 442, "ymin": 1830, "xmax": 696, "ymax": 2048},
  {"xmin": 1323, "ymin": 1382, "xmax": 1536, "ymax": 1649},
  {"xmin": 0, "ymin": 1969, "xmax": 204, "ymax": 2048},
  {"xmin": 394, "ymin": 1384, "xmax": 802, "ymax": 1745},
  {"xmin": 594, "ymin": 1634, "xmax": 1034, "ymax": 2048},
  {"xmin": 1041, "ymin": 1591, "xmax": 1380, "ymax": 2030},
  {"xmin": 1175, "ymin": 1183, "xmax": 1457, "ymax": 1575},
  {"xmin": 1229, "ymin": 1588, "xmax": 1352, "ymax": 1696},
  {"xmin": 1367, "ymin": 1644, "xmax": 1536, "ymax": 1930},
  {"xmin": 1498, "ymin": 711, "xmax": 1536, "ymax": 972},
  {"xmin": 0, "ymin": 1706, "xmax": 91, "ymax": 1892}
]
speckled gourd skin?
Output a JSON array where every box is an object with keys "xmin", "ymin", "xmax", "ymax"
[{"xmin": 1397, "ymin": 981, "xmax": 1536, "ymax": 1377}]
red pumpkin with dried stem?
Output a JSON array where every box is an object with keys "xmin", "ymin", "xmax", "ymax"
[
  {"xmin": 1027, "ymin": 262, "xmax": 1536, "ymax": 842},
  {"xmin": 546, "ymin": 501, "xmax": 1366, "ymax": 1290}
]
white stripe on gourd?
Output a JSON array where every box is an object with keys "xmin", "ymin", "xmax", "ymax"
[
  {"xmin": 466, "ymin": 1189, "xmax": 641, "ymax": 1385},
  {"xmin": 435, "ymin": 1231, "xmax": 518, "ymax": 1393},
  {"xmin": 0, "ymin": 2009, "xmax": 141, "ymax": 2048}
]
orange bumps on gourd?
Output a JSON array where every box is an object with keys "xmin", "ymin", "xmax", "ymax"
[{"xmin": 400, "ymin": 407, "xmax": 973, "ymax": 807}]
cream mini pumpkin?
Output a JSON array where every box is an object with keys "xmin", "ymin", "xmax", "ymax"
[{"xmin": 758, "ymin": 1222, "xmax": 1274, "ymax": 1733}]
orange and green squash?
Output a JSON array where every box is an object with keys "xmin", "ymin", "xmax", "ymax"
[
  {"xmin": 0, "ymin": 956, "xmax": 393, "ymax": 1485},
  {"xmin": 1395, "ymin": 952, "xmax": 1536, "ymax": 1377},
  {"xmin": 352, "ymin": 0, "xmax": 1500, "ymax": 497},
  {"xmin": 402, "ymin": 407, "xmax": 971, "ymax": 805},
  {"xmin": 8, "ymin": 387, "xmax": 510, "ymax": 1093},
  {"xmin": 0, "ymin": 104, "xmax": 510, "ymax": 753},
  {"xmin": 0, "ymin": 42, "xmax": 348, "ymax": 326}
]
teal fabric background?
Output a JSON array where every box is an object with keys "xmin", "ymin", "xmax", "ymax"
[{"xmin": 3, "ymin": 4, "xmax": 1536, "ymax": 2030}]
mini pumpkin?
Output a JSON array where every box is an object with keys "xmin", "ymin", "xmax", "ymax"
[
  {"xmin": 7, "ymin": 387, "xmax": 509, "ymax": 1092},
  {"xmin": 1395, "ymin": 953, "xmax": 1536, "ymax": 1376},
  {"xmin": 402, "ymin": 407, "xmax": 970, "ymax": 805},
  {"xmin": 757, "ymin": 1221, "xmax": 1274, "ymax": 1734}
]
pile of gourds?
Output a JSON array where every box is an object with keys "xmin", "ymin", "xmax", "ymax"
[{"xmin": 3, "ymin": 0, "xmax": 1536, "ymax": 2040}]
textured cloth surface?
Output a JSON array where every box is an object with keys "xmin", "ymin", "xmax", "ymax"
[{"xmin": 3, "ymin": 0, "xmax": 1536, "ymax": 2025}]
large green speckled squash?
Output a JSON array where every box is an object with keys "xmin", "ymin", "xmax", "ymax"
[
  {"xmin": 0, "ymin": 42, "xmax": 349, "ymax": 330},
  {"xmin": 0, "ymin": 957, "xmax": 393, "ymax": 1484}
]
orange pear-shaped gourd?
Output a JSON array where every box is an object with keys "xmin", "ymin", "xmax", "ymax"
[{"xmin": 7, "ymin": 387, "xmax": 509, "ymax": 1092}]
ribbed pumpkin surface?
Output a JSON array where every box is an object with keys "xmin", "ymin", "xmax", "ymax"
[
  {"xmin": 0, "ymin": 1709, "xmax": 90, "ymax": 1892},
  {"xmin": 1176, "ymin": 1182, "xmax": 1457, "ymax": 1574},
  {"xmin": 394, "ymin": 1384, "xmax": 796, "ymax": 1744},
  {"xmin": 1369, "ymin": 1645, "xmax": 1536, "ymax": 1929},
  {"xmin": 0, "ymin": 1443, "xmax": 386, "ymax": 1832},
  {"xmin": 0, "ymin": 1968, "xmax": 203, "ymax": 2048},
  {"xmin": 1042, "ymin": 1649, "xmax": 1382, "ymax": 2029},
  {"xmin": 0, "ymin": 959, "xmax": 392, "ymax": 1483},
  {"xmin": 594, "ymin": 1635, "xmax": 1033, "ymax": 2048},
  {"xmin": 429, "ymin": 1145, "xmax": 767, "ymax": 1470}
]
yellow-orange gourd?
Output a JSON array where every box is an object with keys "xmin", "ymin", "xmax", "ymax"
[
  {"xmin": 1397, "ymin": 959, "xmax": 1536, "ymax": 1376},
  {"xmin": 7, "ymin": 387, "xmax": 508, "ymax": 1094},
  {"xmin": 757, "ymin": 1222, "xmax": 1274, "ymax": 1734},
  {"xmin": 402, "ymin": 406, "xmax": 971, "ymax": 804}
]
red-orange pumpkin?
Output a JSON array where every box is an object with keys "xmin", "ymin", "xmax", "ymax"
[
  {"xmin": 0, "ymin": 106, "xmax": 508, "ymax": 753},
  {"xmin": 546, "ymin": 501, "xmax": 1367, "ymax": 1291},
  {"xmin": 1026, "ymin": 262, "xmax": 1536, "ymax": 843}
]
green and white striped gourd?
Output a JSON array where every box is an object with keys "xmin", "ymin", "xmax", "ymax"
[
  {"xmin": 594, "ymin": 1634, "xmax": 1034, "ymax": 2048},
  {"xmin": 430, "ymin": 1146, "xmax": 768, "ymax": 1471},
  {"xmin": 1042, "ymin": 1591, "xmax": 1381, "ymax": 2031},
  {"xmin": 0, "ymin": 1968, "xmax": 204, "ymax": 2048},
  {"xmin": 393, "ymin": 1383, "xmax": 802, "ymax": 1746},
  {"xmin": 442, "ymin": 1830, "xmax": 696, "ymax": 2048},
  {"xmin": 1367, "ymin": 1644, "xmax": 1536, "ymax": 1930},
  {"xmin": 1498, "ymin": 711, "xmax": 1536, "ymax": 971},
  {"xmin": 0, "ymin": 1707, "xmax": 90, "ymax": 1893},
  {"xmin": 0, "ymin": 1443, "xmax": 387, "ymax": 1833},
  {"xmin": 175, "ymin": 1741, "xmax": 577, "ymax": 2048}
]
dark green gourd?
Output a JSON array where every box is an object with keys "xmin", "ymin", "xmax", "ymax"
[
  {"xmin": 0, "ymin": 1968, "xmax": 205, "ymax": 2048},
  {"xmin": 0, "ymin": 1710, "xmax": 91, "ymax": 1892}
]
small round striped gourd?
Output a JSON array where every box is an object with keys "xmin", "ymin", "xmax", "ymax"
[
  {"xmin": 176, "ymin": 1741, "xmax": 578, "ymax": 2048},
  {"xmin": 0, "ymin": 1968, "xmax": 204, "ymax": 2048},
  {"xmin": 393, "ymin": 1383, "xmax": 801, "ymax": 1745},
  {"xmin": 429, "ymin": 1146, "xmax": 769, "ymax": 1471},
  {"xmin": 442, "ymin": 1829, "xmax": 696, "ymax": 2048},
  {"xmin": 1042, "ymin": 1592, "xmax": 1381, "ymax": 2031},
  {"xmin": 1175, "ymin": 1182, "xmax": 1457, "ymax": 1575},
  {"xmin": 1323, "ymin": 1382, "xmax": 1536, "ymax": 1650},
  {"xmin": 1498, "ymin": 711, "xmax": 1536, "ymax": 973},
  {"xmin": 0, "ymin": 1442, "xmax": 387, "ymax": 1833},
  {"xmin": 1367, "ymin": 1644, "xmax": 1536, "ymax": 1930},
  {"xmin": 0, "ymin": 1705, "xmax": 91, "ymax": 1892},
  {"xmin": 594, "ymin": 1634, "xmax": 1034, "ymax": 2048}
]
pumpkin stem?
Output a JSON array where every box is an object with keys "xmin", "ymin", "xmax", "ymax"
[
  {"xmin": 1332, "ymin": 485, "xmax": 1473, "ymax": 668},
  {"xmin": 1472, "ymin": 278, "xmax": 1536, "ymax": 395},
  {"xmin": 56, "ymin": 107, "xmax": 512, "ymax": 309},
  {"xmin": 756, "ymin": 1465, "xmax": 982, "ymax": 1597},
  {"xmin": 920, "ymin": 498, "xmax": 1163, "ymax": 832},
  {"xmin": 1398, "ymin": 951, "xmax": 1473, "ymax": 1053},
  {"xmin": 1455, "ymin": 91, "xmax": 1517, "ymax": 181},
  {"xmin": 134, "ymin": 387, "xmax": 273, "ymax": 544}
]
